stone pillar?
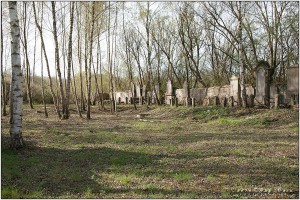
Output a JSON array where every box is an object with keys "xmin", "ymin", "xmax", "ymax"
[
  {"xmin": 136, "ymin": 84, "xmax": 141, "ymax": 98},
  {"xmin": 192, "ymin": 98, "xmax": 195, "ymax": 108},
  {"xmin": 255, "ymin": 64, "xmax": 270, "ymax": 106}
]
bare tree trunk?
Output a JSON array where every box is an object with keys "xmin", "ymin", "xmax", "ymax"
[
  {"xmin": 93, "ymin": 38, "xmax": 102, "ymax": 110},
  {"xmin": 32, "ymin": 22, "xmax": 36, "ymax": 97},
  {"xmin": 1, "ymin": 2, "xmax": 7, "ymax": 116},
  {"xmin": 238, "ymin": 1, "xmax": 247, "ymax": 108},
  {"xmin": 61, "ymin": 3, "xmax": 67, "ymax": 89},
  {"xmin": 76, "ymin": 3, "xmax": 85, "ymax": 112},
  {"xmin": 122, "ymin": 3, "xmax": 136, "ymax": 110},
  {"xmin": 40, "ymin": 3, "xmax": 48, "ymax": 118},
  {"xmin": 9, "ymin": 1, "xmax": 24, "ymax": 149},
  {"xmin": 98, "ymin": 37, "xmax": 105, "ymax": 110},
  {"xmin": 108, "ymin": 2, "xmax": 115, "ymax": 113},
  {"xmin": 52, "ymin": 2, "xmax": 66, "ymax": 118},
  {"xmin": 33, "ymin": 2, "xmax": 61, "ymax": 118},
  {"xmin": 64, "ymin": 2, "xmax": 75, "ymax": 119},
  {"xmin": 71, "ymin": 59, "xmax": 82, "ymax": 118},
  {"xmin": 41, "ymin": 44, "xmax": 48, "ymax": 118},
  {"xmin": 86, "ymin": 2, "xmax": 96, "ymax": 119},
  {"xmin": 84, "ymin": 5, "xmax": 89, "ymax": 113},
  {"xmin": 113, "ymin": 3, "xmax": 118, "ymax": 112},
  {"xmin": 22, "ymin": 2, "xmax": 33, "ymax": 109}
]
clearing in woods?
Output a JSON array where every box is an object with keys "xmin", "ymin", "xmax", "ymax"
[{"xmin": 1, "ymin": 104, "xmax": 299, "ymax": 198}]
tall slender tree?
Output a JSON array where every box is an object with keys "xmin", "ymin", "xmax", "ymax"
[
  {"xmin": 238, "ymin": 1, "xmax": 247, "ymax": 107},
  {"xmin": 22, "ymin": 2, "xmax": 33, "ymax": 109},
  {"xmin": 65, "ymin": 2, "xmax": 75, "ymax": 119},
  {"xmin": 33, "ymin": 2, "xmax": 61, "ymax": 118},
  {"xmin": 1, "ymin": 2, "xmax": 7, "ymax": 116},
  {"xmin": 51, "ymin": 2, "xmax": 66, "ymax": 118},
  {"xmin": 9, "ymin": 1, "xmax": 24, "ymax": 149},
  {"xmin": 87, "ymin": 2, "xmax": 96, "ymax": 119},
  {"xmin": 40, "ymin": 3, "xmax": 48, "ymax": 118}
]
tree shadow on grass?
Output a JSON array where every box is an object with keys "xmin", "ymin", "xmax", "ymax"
[{"xmin": 1, "ymin": 135, "xmax": 298, "ymax": 199}]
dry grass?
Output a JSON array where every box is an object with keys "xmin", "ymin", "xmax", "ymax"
[{"xmin": 1, "ymin": 104, "xmax": 299, "ymax": 198}]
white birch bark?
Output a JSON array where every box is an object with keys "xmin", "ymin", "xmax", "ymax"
[{"xmin": 8, "ymin": 1, "xmax": 24, "ymax": 149}]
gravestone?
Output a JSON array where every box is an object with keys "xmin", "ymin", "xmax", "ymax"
[
  {"xmin": 230, "ymin": 75, "xmax": 240, "ymax": 106},
  {"xmin": 182, "ymin": 81, "xmax": 188, "ymax": 99},
  {"xmin": 255, "ymin": 61, "xmax": 270, "ymax": 106},
  {"xmin": 287, "ymin": 65, "xmax": 299, "ymax": 105},
  {"xmin": 165, "ymin": 79, "xmax": 174, "ymax": 105},
  {"xmin": 136, "ymin": 84, "xmax": 141, "ymax": 97}
]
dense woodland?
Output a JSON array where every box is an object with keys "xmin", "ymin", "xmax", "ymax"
[{"xmin": 1, "ymin": 1, "xmax": 299, "ymax": 119}]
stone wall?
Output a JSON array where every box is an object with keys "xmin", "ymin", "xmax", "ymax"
[
  {"xmin": 175, "ymin": 76, "xmax": 239, "ymax": 106},
  {"xmin": 114, "ymin": 91, "xmax": 132, "ymax": 103}
]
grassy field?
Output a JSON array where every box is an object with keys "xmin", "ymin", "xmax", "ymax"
[{"xmin": 1, "ymin": 104, "xmax": 299, "ymax": 198}]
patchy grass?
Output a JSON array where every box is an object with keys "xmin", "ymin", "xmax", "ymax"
[{"xmin": 1, "ymin": 104, "xmax": 299, "ymax": 198}]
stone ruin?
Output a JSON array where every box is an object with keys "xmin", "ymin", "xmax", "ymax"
[
  {"xmin": 286, "ymin": 65, "xmax": 299, "ymax": 105},
  {"xmin": 111, "ymin": 64, "xmax": 298, "ymax": 108},
  {"xmin": 174, "ymin": 77, "xmax": 254, "ymax": 107}
]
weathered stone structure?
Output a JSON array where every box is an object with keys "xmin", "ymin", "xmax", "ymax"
[
  {"xmin": 287, "ymin": 65, "xmax": 299, "ymax": 105},
  {"xmin": 230, "ymin": 75, "xmax": 240, "ymax": 106},
  {"xmin": 113, "ymin": 64, "xmax": 297, "ymax": 108},
  {"xmin": 165, "ymin": 79, "xmax": 175, "ymax": 105},
  {"xmin": 114, "ymin": 91, "xmax": 132, "ymax": 104},
  {"xmin": 255, "ymin": 61, "xmax": 271, "ymax": 106}
]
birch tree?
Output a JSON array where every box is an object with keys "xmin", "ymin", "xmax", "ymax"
[
  {"xmin": 33, "ymin": 2, "xmax": 61, "ymax": 118},
  {"xmin": 65, "ymin": 2, "xmax": 75, "ymax": 119},
  {"xmin": 1, "ymin": 2, "xmax": 7, "ymax": 116},
  {"xmin": 51, "ymin": 2, "xmax": 66, "ymax": 119},
  {"xmin": 9, "ymin": 1, "xmax": 24, "ymax": 149},
  {"xmin": 238, "ymin": 1, "xmax": 247, "ymax": 107}
]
